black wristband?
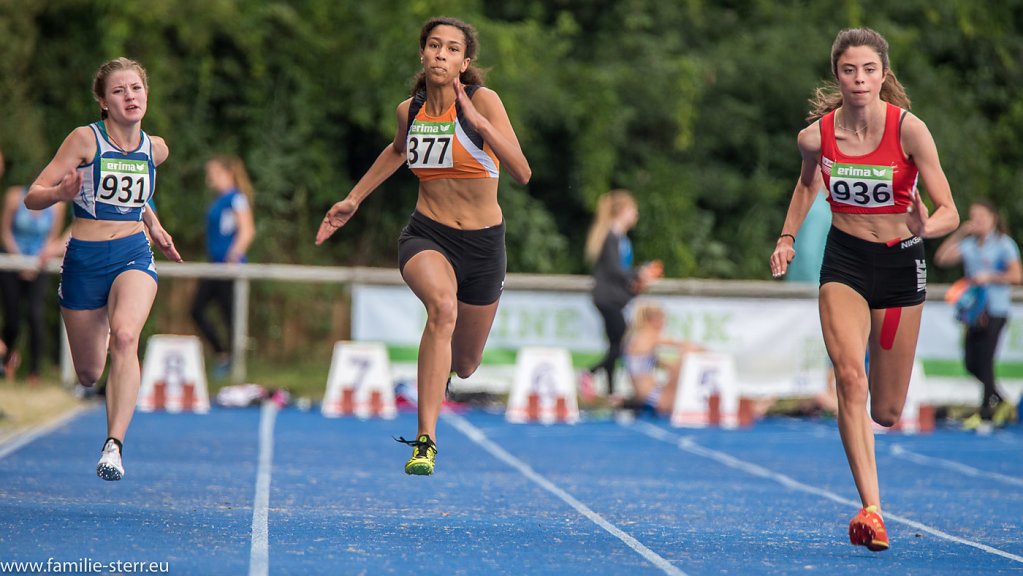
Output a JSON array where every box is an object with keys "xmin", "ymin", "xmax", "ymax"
[{"xmin": 779, "ymin": 233, "xmax": 796, "ymax": 242}]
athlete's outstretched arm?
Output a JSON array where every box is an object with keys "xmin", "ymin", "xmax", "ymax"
[
  {"xmin": 316, "ymin": 100, "xmax": 412, "ymax": 245},
  {"xmin": 454, "ymin": 78, "xmax": 531, "ymax": 185}
]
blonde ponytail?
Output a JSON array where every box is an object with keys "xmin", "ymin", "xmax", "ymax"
[{"xmin": 585, "ymin": 189, "xmax": 635, "ymax": 264}]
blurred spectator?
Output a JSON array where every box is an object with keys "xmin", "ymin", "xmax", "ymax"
[
  {"xmin": 785, "ymin": 187, "xmax": 837, "ymax": 414},
  {"xmin": 0, "ymin": 183, "xmax": 66, "ymax": 380},
  {"xmin": 784, "ymin": 188, "xmax": 832, "ymax": 283},
  {"xmin": 935, "ymin": 199, "xmax": 1021, "ymax": 430},
  {"xmin": 0, "ymin": 147, "xmax": 7, "ymax": 376},
  {"xmin": 621, "ymin": 300, "xmax": 699, "ymax": 416},
  {"xmin": 191, "ymin": 155, "xmax": 255, "ymax": 378},
  {"xmin": 581, "ymin": 189, "xmax": 662, "ymax": 401}
]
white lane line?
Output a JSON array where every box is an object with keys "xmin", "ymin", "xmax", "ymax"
[
  {"xmin": 890, "ymin": 444, "xmax": 1023, "ymax": 488},
  {"xmin": 0, "ymin": 403, "xmax": 94, "ymax": 461},
  {"xmin": 631, "ymin": 420, "xmax": 1023, "ymax": 565},
  {"xmin": 249, "ymin": 401, "xmax": 278, "ymax": 576},
  {"xmin": 443, "ymin": 413, "xmax": 689, "ymax": 576}
]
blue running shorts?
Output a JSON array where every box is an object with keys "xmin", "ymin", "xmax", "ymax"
[{"xmin": 58, "ymin": 232, "xmax": 158, "ymax": 310}]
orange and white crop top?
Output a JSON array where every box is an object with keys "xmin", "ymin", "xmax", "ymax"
[
  {"xmin": 404, "ymin": 86, "xmax": 500, "ymax": 181},
  {"xmin": 820, "ymin": 102, "xmax": 919, "ymax": 214}
]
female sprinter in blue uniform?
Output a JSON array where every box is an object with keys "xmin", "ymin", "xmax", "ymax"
[
  {"xmin": 25, "ymin": 57, "xmax": 181, "ymax": 481},
  {"xmin": 770, "ymin": 28, "xmax": 958, "ymax": 551},
  {"xmin": 317, "ymin": 17, "xmax": 530, "ymax": 475}
]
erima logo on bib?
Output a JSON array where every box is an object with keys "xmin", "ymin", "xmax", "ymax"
[
  {"xmin": 101, "ymin": 160, "xmax": 148, "ymax": 173},
  {"xmin": 409, "ymin": 122, "xmax": 454, "ymax": 135},
  {"xmin": 835, "ymin": 164, "xmax": 891, "ymax": 180}
]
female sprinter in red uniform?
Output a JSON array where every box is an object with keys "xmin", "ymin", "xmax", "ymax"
[
  {"xmin": 770, "ymin": 28, "xmax": 958, "ymax": 551},
  {"xmin": 316, "ymin": 17, "xmax": 530, "ymax": 475}
]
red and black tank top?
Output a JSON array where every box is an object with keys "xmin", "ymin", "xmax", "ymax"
[{"xmin": 820, "ymin": 102, "xmax": 919, "ymax": 214}]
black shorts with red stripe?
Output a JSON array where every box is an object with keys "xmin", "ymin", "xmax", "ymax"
[{"xmin": 819, "ymin": 225, "xmax": 926, "ymax": 309}]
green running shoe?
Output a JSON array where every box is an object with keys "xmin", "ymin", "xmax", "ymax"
[
  {"xmin": 992, "ymin": 401, "xmax": 1018, "ymax": 427},
  {"xmin": 395, "ymin": 434, "xmax": 437, "ymax": 476}
]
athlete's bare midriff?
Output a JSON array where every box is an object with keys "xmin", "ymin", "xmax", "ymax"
[
  {"xmin": 831, "ymin": 211, "xmax": 913, "ymax": 243},
  {"xmin": 415, "ymin": 177, "xmax": 502, "ymax": 230},
  {"xmin": 71, "ymin": 218, "xmax": 146, "ymax": 242}
]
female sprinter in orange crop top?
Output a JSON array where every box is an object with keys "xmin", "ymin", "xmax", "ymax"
[
  {"xmin": 770, "ymin": 28, "xmax": 958, "ymax": 552},
  {"xmin": 26, "ymin": 57, "xmax": 181, "ymax": 482},
  {"xmin": 316, "ymin": 16, "xmax": 530, "ymax": 476}
]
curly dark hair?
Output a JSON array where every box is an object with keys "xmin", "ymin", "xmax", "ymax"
[{"xmin": 410, "ymin": 17, "xmax": 486, "ymax": 96}]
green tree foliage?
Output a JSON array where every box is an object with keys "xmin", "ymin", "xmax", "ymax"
[{"xmin": 2, "ymin": 0, "xmax": 1022, "ymax": 281}]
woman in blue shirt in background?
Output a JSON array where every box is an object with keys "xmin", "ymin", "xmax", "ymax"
[
  {"xmin": 936, "ymin": 199, "xmax": 1022, "ymax": 429},
  {"xmin": 0, "ymin": 184, "xmax": 66, "ymax": 380},
  {"xmin": 191, "ymin": 155, "xmax": 255, "ymax": 377}
]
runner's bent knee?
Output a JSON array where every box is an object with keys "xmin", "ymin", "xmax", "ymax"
[
  {"xmin": 870, "ymin": 401, "xmax": 902, "ymax": 427},
  {"xmin": 424, "ymin": 295, "xmax": 458, "ymax": 335},
  {"xmin": 451, "ymin": 356, "xmax": 481, "ymax": 379},
  {"xmin": 76, "ymin": 368, "xmax": 103, "ymax": 388}
]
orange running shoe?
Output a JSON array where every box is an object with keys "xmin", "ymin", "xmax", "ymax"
[{"xmin": 849, "ymin": 506, "xmax": 889, "ymax": 551}]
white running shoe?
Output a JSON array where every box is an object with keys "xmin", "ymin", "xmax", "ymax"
[{"xmin": 96, "ymin": 439, "xmax": 124, "ymax": 481}]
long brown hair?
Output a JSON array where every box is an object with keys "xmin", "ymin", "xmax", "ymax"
[
  {"xmin": 410, "ymin": 17, "xmax": 486, "ymax": 96},
  {"xmin": 584, "ymin": 189, "xmax": 636, "ymax": 265},
  {"xmin": 92, "ymin": 57, "xmax": 149, "ymax": 120},
  {"xmin": 972, "ymin": 198, "xmax": 1009, "ymax": 238},
  {"xmin": 807, "ymin": 28, "xmax": 911, "ymax": 122},
  {"xmin": 209, "ymin": 154, "xmax": 255, "ymax": 205}
]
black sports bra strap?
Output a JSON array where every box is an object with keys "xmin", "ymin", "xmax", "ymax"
[
  {"xmin": 405, "ymin": 85, "xmax": 484, "ymax": 149},
  {"xmin": 405, "ymin": 91, "xmax": 428, "ymax": 139},
  {"xmin": 456, "ymin": 85, "xmax": 484, "ymax": 149}
]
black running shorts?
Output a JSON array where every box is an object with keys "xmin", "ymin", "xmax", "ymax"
[
  {"xmin": 397, "ymin": 210, "xmax": 506, "ymax": 306},
  {"xmin": 819, "ymin": 225, "xmax": 926, "ymax": 309}
]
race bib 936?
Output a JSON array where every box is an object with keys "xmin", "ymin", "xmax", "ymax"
[{"xmin": 829, "ymin": 163, "xmax": 894, "ymax": 208}]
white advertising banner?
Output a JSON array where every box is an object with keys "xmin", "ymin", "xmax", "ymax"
[
  {"xmin": 352, "ymin": 284, "xmax": 1023, "ymax": 397},
  {"xmin": 352, "ymin": 285, "xmax": 608, "ymax": 350}
]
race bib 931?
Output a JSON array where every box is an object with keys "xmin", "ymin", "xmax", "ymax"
[{"xmin": 98, "ymin": 157, "xmax": 151, "ymax": 207}]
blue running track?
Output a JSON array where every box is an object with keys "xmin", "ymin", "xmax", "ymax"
[{"xmin": 1, "ymin": 403, "xmax": 1021, "ymax": 575}]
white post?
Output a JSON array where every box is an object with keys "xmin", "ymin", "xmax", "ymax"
[{"xmin": 231, "ymin": 276, "xmax": 249, "ymax": 384}]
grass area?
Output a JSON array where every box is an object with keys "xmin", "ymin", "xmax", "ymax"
[
  {"xmin": 209, "ymin": 356, "xmax": 334, "ymax": 401},
  {"xmin": 0, "ymin": 377, "xmax": 82, "ymax": 435},
  {"xmin": 921, "ymin": 358, "xmax": 1023, "ymax": 379},
  {"xmin": 388, "ymin": 345, "xmax": 603, "ymax": 369}
]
